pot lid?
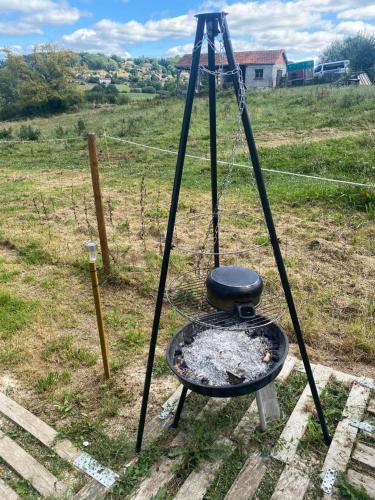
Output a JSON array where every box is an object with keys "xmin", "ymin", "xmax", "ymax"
[{"xmin": 206, "ymin": 265, "xmax": 262, "ymax": 298}]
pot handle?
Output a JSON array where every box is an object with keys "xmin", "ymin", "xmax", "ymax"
[{"xmin": 235, "ymin": 303, "xmax": 256, "ymax": 320}]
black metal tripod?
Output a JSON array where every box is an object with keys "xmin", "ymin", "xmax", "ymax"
[{"xmin": 135, "ymin": 11, "xmax": 331, "ymax": 452}]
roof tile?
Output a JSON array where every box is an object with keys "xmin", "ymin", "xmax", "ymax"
[{"xmin": 176, "ymin": 50, "xmax": 287, "ymax": 68}]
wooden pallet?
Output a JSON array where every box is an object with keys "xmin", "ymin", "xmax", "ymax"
[
  {"xmin": 1, "ymin": 357, "xmax": 374, "ymax": 499},
  {"xmin": 0, "ymin": 392, "xmax": 118, "ymax": 499},
  {"xmin": 125, "ymin": 356, "xmax": 374, "ymax": 500}
]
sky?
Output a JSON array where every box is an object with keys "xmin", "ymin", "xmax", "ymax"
[{"xmin": 0, "ymin": 0, "xmax": 374, "ymax": 61}]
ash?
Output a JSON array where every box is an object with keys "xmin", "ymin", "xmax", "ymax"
[{"xmin": 179, "ymin": 327, "xmax": 273, "ymax": 386}]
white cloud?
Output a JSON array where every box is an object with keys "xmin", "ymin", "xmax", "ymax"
[
  {"xmin": 60, "ymin": 0, "xmax": 356, "ymax": 56},
  {"xmin": 293, "ymin": 0, "xmax": 374, "ymax": 14},
  {"xmin": 338, "ymin": 6, "xmax": 375, "ymax": 20},
  {"xmin": 0, "ymin": 0, "xmax": 55, "ymax": 12},
  {"xmin": 62, "ymin": 28, "xmax": 132, "ymax": 56},
  {"xmin": 62, "ymin": 13, "xmax": 197, "ymax": 52},
  {"xmin": 225, "ymin": 1, "xmax": 322, "ymax": 35},
  {"xmin": 164, "ymin": 1, "xmax": 354, "ymax": 60},
  {"xmin": 0, "ymin": 1, "xmax": 82, "ymax": 36},
  {"xmin": 27, "ymin": 7, "xmax": 81, "ymax": 26},
  {"xmin": 335, "ymin": 20, "xmax": 375, "ymax": 33},
  {"xmin": 2, "ymin": 0, "xmax": 373, "ymax": 59},
  {"xmin": 61, "ymin": 11, "xmax": 199, "ymax": 53},
  {"xmin": 166, "ymin": 43, "xmax": 194, "ymax": 57},
  {"xmin": 0, "ymin": 21, "xmax": 43, "ymax": 36}
]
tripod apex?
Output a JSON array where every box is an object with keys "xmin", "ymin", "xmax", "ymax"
[{"xmin": 194, "ymin": 11, "xmax": 228, "ymax": 19}]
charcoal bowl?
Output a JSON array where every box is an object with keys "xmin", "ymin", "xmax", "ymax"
[{"xmin": 166, "ymin": 317, "xmax": 289, "ymax": 398}]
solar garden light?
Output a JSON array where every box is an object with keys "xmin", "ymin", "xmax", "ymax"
[{"xmin": 85, "ymin": 241, "xmax": 110, "ymax": 379}]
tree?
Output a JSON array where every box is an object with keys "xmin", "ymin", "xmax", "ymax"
[
  {"xmin": 86, "ymin": 83, "xmax": 120, "ymax": 104},
  {"xmin": 0, "ymin": 45, "xmax": 82, "ymax": 119},
  {"xmin": 78, "ymin": 53, "xmax": 119, "ymax": 71},
  {"xmin": 321, "ymin": 33, "xmax": 375, "ymax": 79}
]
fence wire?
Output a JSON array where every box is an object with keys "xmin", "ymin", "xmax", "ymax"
[{"xmin": 0, "ymin": 136, "xmax": 374, "ymax": 271}]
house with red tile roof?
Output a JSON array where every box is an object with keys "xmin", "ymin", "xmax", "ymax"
[{"xmin": 176, "ymin": 49, "xmax": 288, "ymax": 88}]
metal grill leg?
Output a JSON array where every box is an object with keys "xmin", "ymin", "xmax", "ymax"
[{"xmin": 171, "ymin": 386, "xmax": 188, "ymax": 428}]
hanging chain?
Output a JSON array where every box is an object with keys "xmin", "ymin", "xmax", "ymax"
[{"xmin": 187, "ymin": 16, "xmax": 258, "ymax": 270}]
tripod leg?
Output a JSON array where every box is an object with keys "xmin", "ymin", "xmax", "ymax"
[
  {"xmin": 135, "ymin": 16, "xmax": 206, "ymax": 453},
  {"xmin": 219, "ymin": 15, "xmax": 331, "ymax": 446},
  {"xmin": 171, "ymin": 386, "xmax": 188, "ymax": 428}
]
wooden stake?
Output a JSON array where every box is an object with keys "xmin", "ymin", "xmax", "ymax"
[
  {"xmin": 87, "ymin": 133, "xmax": 111, "ymax": 275},
  {"xmin": 89, "ymin": 261, "xmax": 110, "ymax": 379}
]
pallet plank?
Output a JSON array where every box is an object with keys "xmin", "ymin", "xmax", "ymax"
[
  {"xmin": 347, "ymin": 469, "xmax": 375, "ymax": 498},
  {"xmin": 233, "ymin": 356, "xmax": 296, "ymax": 446},
  {"xmin": 0, "ymin": 391, "xmax": 81, "ymax": 462},
  {"xmin": 0, "ymin": 478, "xmax": 20, "ymax": 500},
  {"xmin": 277, "ymin": 356, "xmax": 297, "ymax": 381},
  {"xmin": 321, "ymin": 381, "xmax": 371, "ymax": 498},
  {"xmin": 352, "ymin": 442, "xmax": 375, "ymax": 468},
  {"xmin": 76, "ymin": 385, "xmax": 191, "ymax": 500},
  {"xmin": 174, "ymin": 384, "xmax": 282, "ymax": 498},
  {"xmin": 322, "ymin": 381, "xmax": 371, "ymax": 474},
  {"xmin": 272, "ymin": 364, "xmax": 332, "ymax": 464},
  {"xmin": 143, "ymin": 385, "xmax": 191, "ymax": 448},
  {"xmin": 271, "ymin": 463, "xmax": 310, "ymax": 500},
  {"xmin": 73, "ymin": 479, "xmax": 107, "ymax": 500},
  {"xmin": 174, "ymin": 356, "xmax": 298, "ymax": 500},
  {"xmin": 131, "ymin": 432, "xmax": 187, "ymax": 500},
  {"xmin": 0, "ymin": 390, "xmax": 115, "ymax": 498},
  {"xmin": 224, "ymin": 453, "xmax": 266, "ymax": 500},
  {"xmin": 0, "ymin": 392, "xmax": 57, "ymax": 447},
  {"xmin": 174, "ymin": 438, "xmax": 233, "ymax": 500},
  {"xmin": 131, "ymin": 398, "xmax": 229, "ymax": 500},
  {"xmin": 333, "ymin": 370, "xmax": 356, "ymax": 385},
  {"xmin": 0, "ymin": 431, "xmax": 68, "ymax": 496}
]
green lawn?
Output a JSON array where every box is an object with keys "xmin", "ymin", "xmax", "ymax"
[{"xmin": 0, "ymin": 84, "xmax": 373, "ymax": 496}]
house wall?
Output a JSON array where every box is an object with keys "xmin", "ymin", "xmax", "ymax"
[
  {"xmin": 245, "ymin": 64, "xmax": 273, "ymax": 88},
  {"xmin": 244, "ymin": 63, "xmax": 286, "ymax": 88},
  {"xmin": 273, "ymin": 63, "xmax": 287, "ymax": 87}
]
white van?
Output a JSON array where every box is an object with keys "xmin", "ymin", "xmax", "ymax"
[{"xmin": 314, "ymin": 60, "xmax": 350, "ymax": 78}]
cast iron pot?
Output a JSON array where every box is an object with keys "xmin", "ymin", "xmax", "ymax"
[
  {"xmin": 206, "ymin": 265, "xmax": 263, "ymax": 320},
  {"xmin": 166, "ymin": 318, "xmax": 289, "ymax": 397}
]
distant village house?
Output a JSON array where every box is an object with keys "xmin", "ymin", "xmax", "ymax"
[{"xmin": 176, "ymin": 49, "xmax": 288, "ymax": 89}]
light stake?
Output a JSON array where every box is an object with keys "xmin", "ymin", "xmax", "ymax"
[{"xmin": 85, "ymin": 241, "xmax": 110, "ymax": 379}]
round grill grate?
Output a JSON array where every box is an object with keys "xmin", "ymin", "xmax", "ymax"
[{"xmin": 166, "ymin": 268, "xmax": 285, "ymax": 330}]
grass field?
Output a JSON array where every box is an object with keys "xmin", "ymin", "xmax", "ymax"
[
  {"xmin": 80, "ymin": 82, "xmax": 156, "ymax": 97},
  {"xmin": 0, "ymin": 84, "xmax": 374, "ymax": 497}
]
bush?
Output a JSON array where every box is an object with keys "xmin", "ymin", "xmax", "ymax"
[
  {"xmin": 87, "ymin": 76, "xmax": 100, "ymax": 84},
  {"xmin": 18, "ymin": 125, "xmax": 41, "ymax": 141},
  {"xmin": 75, "ymin": 119, "xmax": 87, "ymax": 136},
  {"xmin": 107, "ymin": 93, "xmax": 117, "ymax": 104},
  {"xmin": 338, "ymin": 91, "xmax": 362, "ymax": 109},
  {"xmin": 117, "ymin": 116, "xmax": 143, "ymax": 137},
  {"xmin": 54, "ymin": 125, "xmax": 68, "ymax": 138},
  {"xmin": 117, "ymin": 94, "xmax": 130, "ymax": 105},
  {"xmin": 85, "ymin": 83, "xmax": 120, "ymax": 104},
  {"xmin": 142, "ymin": 86, "xmax": 156, "ymax": 93},
  {"xmin": 86, "ymin": 92, "xmax": 106, "ymax": 104},
  {"xmin": 0, "ymin": 128, "xmax": 12, "ymax": 140}
]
